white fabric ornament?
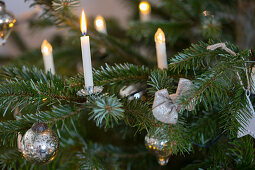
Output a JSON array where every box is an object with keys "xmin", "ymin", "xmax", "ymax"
[
  {"xmin": 237, "ymin": 92, "xmax": 255, "ymax": 139},
  {"xmin": 176, "ymin": 78, "xmax": 196, "ymax": 111},
  {"xmin": 152, "ymin": 89, "xmax": 178, "ymax": 124},
  {"xmin": 152, "ymin": 78, "xmax": 196, "ymax": 124}
]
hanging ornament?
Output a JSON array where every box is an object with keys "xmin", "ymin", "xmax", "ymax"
[
  {"xmin": 152, "ymin": 78, "xmax": 196, "ymax": 124},
  {"xmin": 20, "ymin": 123, "xmax": 59, "ymax": 164},
  {"xmin": 176, "ymin": 78, "xmax": 196, "ymax": 111},
  {"xmin": 152, "ymin": 89, "xmax": 178, "ymax": 124},
  {"xmin": 0, "ymin": 1, "xmax": 16, "ymax": 46},
  {"xmin": 145, "ymin": 133, "xmax": 172, "ymax": 166}
]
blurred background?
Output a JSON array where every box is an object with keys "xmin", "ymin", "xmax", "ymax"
[{"xmin": 0, "ymin": 0, "xmax": 131, "ymax": 57}]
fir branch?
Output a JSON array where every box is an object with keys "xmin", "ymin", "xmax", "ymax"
[
  {"xmin": 228, "ymin": 137, "xmax": 255, "ymax": 168},
  {"xmin": 76, "ymin": 151, "xmax": 105, "ymax": 170},
  {"xmin": 86, "ymin": 95, "xmax": 124, "ymax": 128},
  {"xmin": 123, "ymin": 100, "xmax": 160, "ymax": 131},
  {"xmin": 0, "ymin": 105, "xmax": 82, "ymax": 138},
  {"xmin": 177, "ymin": 60, "xmax": 243, "ymax": 112},
  {"xmin": 0, "ymin": 148, "xmax": 21, "ymax": 169},
  {"xmin": 147, "ymin": 70, "xmax": 175, "ymax": 96},
  {"xmin": 169, "ymin": 41, "xmax": 240, "ymax": 73},
  {"xmin": 94, "ymin": 63, "xmax": 150, "ymax": 88},
  {"xmin": 1, "ymin": 66, "xmax": 63, "ymax": 84}
]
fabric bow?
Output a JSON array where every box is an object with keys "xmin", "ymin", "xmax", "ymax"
[{"xmin": 152, "ymin": 78, "xmax": 196, "ymax": 124}]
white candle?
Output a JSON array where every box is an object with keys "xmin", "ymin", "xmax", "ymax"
[
  {"xmin": 94, "ymin": 15, "xmax": 107, "ymax": 34},
  {"xmin": 155, "ymin": 28, "xmax": 168, "ymax": 70},
  {"xmin": 80, "ymin": 10, "xmax": 94, "ymax": 89},
  {"xmin": 41, "ymin": 40, "xmax": 55, "ymax": 75},
  {"xmin": 139, "ymin": 1, "xmax": 151, "ymax": 22}
]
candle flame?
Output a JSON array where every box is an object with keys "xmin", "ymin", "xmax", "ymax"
[
  {"xmin": 139, "ymin": 1, "xmax": 150, "ymax": 14},
  {"xmin": 155, "ymin": 28, "xmax": 165, "ymax": 43},
  {"xmin": 41, "ymin": 40, "xmax": 52, "ymax": 55},
  {"xmin": 94, "ymin": 15, "xmax": 106, "ymax": 30},
  {"xmin": 80, "ymin": 10, "xmax": 87, "ymax": 36}
]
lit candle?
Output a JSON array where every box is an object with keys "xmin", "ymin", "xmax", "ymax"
[
  {"xmin": 80, "ymin": 10, "xmax": 94, "ymax": 89},
  {"xmin": 155, "ymin": 28, "xmax": 168, "ymax": 70},
  {"xmin": 41, "ymin": 40, "xmax": 55, "ymax": 75},
  {"xmin": 139, "ymin": 1, "xmax": 151, "ymax": 22},
  {"xmin": 94, "ymin": 15, "xmax": 107, "ymax": 34}
]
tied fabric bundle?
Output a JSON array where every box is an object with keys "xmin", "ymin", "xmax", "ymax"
[{"xmin": 152, "ymin": 78, "xmax": 195, "ymax": 124}]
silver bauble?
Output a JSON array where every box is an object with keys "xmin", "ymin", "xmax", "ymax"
[
  {"xmin": 0, "ymin": 1, "xmax": 15, "ymax": 46},
  {"xmin": 20, "ymin": 123, "xmax": 59, "ymax": 164},
  {"xmin": 145, "ymin": 133, "xmax": 172, "ymax": 166}
]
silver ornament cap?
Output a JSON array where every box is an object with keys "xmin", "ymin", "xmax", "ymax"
[{"xmin": 20, "ymin": 123, "xmax": 59, "ymax": 164}]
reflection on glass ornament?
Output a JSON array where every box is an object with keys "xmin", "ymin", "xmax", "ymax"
[
  {"xmin": 120, "ymin": 83, "xmax": 146, "ymax": 100},
  {"xmin": 145, "ymin": 133, "xmax": 172, "ymax": 166},
  {"xmin": 20, "ymin": 123, "xmax": 59, "ymax": 164},
  {"xmin": 0, "ymin": 1, "xmax": 15, "ymax": 46}
]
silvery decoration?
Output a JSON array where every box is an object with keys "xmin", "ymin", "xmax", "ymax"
[
  {"xmin": 119, "ymin": 83, "xmax": 146, "ymax": 100},
  {"xmin": 21, "ymin": 123, "xmax": 59, "ymax": 164},
  {"xmin": 152, "ymin": 89, "xmax": 178, "ymax": 124},
  {"xmin": 237, "ymin": 92, "xmax": 255, "ymax": 139},
  {"xmin": 0, "ymin": 1, "xmax": 15, "ymax": 46},
  {"xmin": 152, "ymin": 78, "xmax": 196, "ymax": 124},
  {"xmin": 145, "ymin": 133, "xmax": 172, "ymax": 166},
  {"xmin": 176, "ymin": 78, "xmax": 196, "ymax": 111},
  {"xmin": 77, "ymin": 86, "xmax": 104, "ymax": 96}
]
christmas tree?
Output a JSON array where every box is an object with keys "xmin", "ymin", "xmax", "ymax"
[{"xmin": 1, "ymin": 0, "xmax": 255, "ymax": 169}]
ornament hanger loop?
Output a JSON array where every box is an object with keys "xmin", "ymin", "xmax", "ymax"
[
  {"xmin": 242, "ymin": 57, "xmax": 251, "ymax": 92},
  {"xmin": 246, "ymin": 89, "xmax": 251, "ymax": 97}
]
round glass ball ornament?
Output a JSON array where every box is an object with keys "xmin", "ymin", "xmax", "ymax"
[
  {"xmin": 0, "ymin": 1, "xmax": 15, "ymax": 46},
  {"xmin": 145, "ymin": 134, "xmax": 172, "ymax": 166},
  {"xmin": 20, "ymin": 123, "xmax": 59, "ymax": 164}
]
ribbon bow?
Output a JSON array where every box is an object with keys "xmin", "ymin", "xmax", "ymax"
[{"xmin": 152, "ymin": 78, "xmax": 196, "ymax": 124}]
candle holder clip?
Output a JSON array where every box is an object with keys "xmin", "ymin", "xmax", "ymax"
[{"xmin": 77, "ymin": 86, "xmax": 104, "ymax": 96}]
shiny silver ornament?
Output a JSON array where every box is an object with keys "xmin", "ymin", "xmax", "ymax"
[
  {"xmin": 0, "ymin": 1, "xmax": 15, "ymax": 46},
  {"xmin": 20, "ymin": 123, "xmax": 59, "ymax": 164},
  {"xmin": 145, "ymin": 133, "xmax": 172, "ymax": 166}
]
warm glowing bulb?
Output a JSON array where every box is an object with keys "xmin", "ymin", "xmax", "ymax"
[
  {"xmin": 41, "ymin": 40, "xmax": 52, "ymax": 56},
  {"xmin": 80, "ymin": 9, "xmax": 87, "ymax": 35},
  {"xmin": 9, "ymin": 23, "xmax": 14, "ymax": 28},
  {"xmin": 203, "ymin": 10, "xmax": 208, "ymax": 16},
  {"xmin": 155, "ymin": 28, "xmax": 165, "ymax": 43},
  {"xmin": 94, "ymin": 16, "xmax": 105, "ymax": 30},
  {"xmin": 139, "ymin": 1, "xmax": 150, "ymax": 14}
]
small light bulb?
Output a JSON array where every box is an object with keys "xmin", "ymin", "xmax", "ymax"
[
  {"xmin": 9, "ymin": 23, "xmax": 14, "ymax": 28},
  {"xmin": 94, "ymin": 15, "xmax": 107, "ymax": 34},
  {"xmin": 155, "ymin": 28, "xmax": 165, "ymax": 43},
  {"xmin": 139, "ymin": 1, "xmax": 151, "ymax": 14},
  {"xmin": 203, "ymin": 10, "xmax": 208, "ymax": 16}
]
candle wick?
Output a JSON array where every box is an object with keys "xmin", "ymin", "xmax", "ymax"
[{"xmin": 82, "ymin": 31, "xmax": 87, "ymax": 36}]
